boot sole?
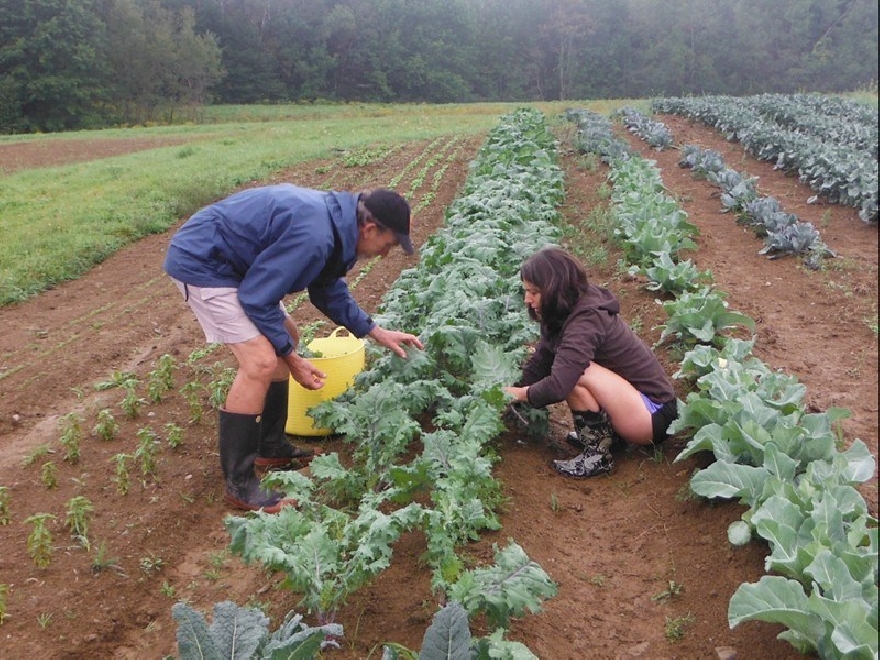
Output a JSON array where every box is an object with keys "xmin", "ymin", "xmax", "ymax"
[{"xmin": 223, "ymin": 493, "xmax": 298, "ymax": 514}]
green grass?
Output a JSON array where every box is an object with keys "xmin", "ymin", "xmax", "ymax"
[{"xmin": 0, "ymin": 100, "xmax": 627, "ymax": 305}]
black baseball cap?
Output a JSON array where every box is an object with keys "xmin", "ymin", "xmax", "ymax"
[{"xmin": 362, "ymin": 189, "xmax": 413, "ymax": 255}]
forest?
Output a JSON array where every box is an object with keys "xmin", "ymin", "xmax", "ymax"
[{"xmin": 0, "ymin": 0, "xmax": 877, "ymax": 133}]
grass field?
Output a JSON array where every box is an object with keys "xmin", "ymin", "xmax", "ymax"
[
  {"xmin": 2, "ymin": 90, "xmax": 875, "ymax": 305},
  {"xmin": 0, "ymin": 100, "xmax": 645, "ymax": 305}
]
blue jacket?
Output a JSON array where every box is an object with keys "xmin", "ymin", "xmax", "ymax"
[{"xmin": 163, "ymin": 184, "xmax": 374, "ymax": 356}]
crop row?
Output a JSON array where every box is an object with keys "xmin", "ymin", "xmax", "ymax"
[
  {"xmin": 568, "ymin": 109, "xmax": 878, "ymax": 659},
  {"xmin": 652, "ymin": 94, "xmax": 878, "ymax": 224},
  {"xmin": 618, "ymin": 105, "xmax": 834, "ymax": 267},
  {"xmin": 215, "ymin": 108, "xmax": 568, "ymax": 659}
]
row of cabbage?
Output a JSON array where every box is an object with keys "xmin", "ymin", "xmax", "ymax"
[
  {"xmin": 569, "ymin": 109, "xmax": 878, "ymax": 659},
  {"xmin": 652, "ymin": 94, "xmax": 878, "ymax": 224},
  {"xmin": 615, "ymin": 106, "xmax": 834, "ymax": 267},
  {"xmin": 676, "ymin": 142, "xmax": 833, "ymax": 262},
  {"xmin": 616, "ymin": 105, "xmax": 674, "ymax": 151},
  {"xmin": 220, "ymin": 109, "xmax": 567, "ymax": 659}
]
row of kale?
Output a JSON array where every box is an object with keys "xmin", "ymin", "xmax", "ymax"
[{"xmin": 225, "ymin": 109, "xmax": 568, "ymax": 658}]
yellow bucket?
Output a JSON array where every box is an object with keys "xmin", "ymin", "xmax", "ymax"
[{"xmin": 285, "ymin": 327, "xmax": 366, "ymax": 436}]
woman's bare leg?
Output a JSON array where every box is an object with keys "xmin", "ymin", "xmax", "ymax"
[{"xmin": 565, "ymin": 363, "xmax": 653, "ymax": 444}]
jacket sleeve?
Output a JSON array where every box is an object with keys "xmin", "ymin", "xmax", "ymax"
[
  {"xmin": 526, "ymin": 311, "xmax": 604, "ymax": 408},
  {"xmin": 308, "ymin": 279, "xmax": 375, "ymax": 338},
  {"xmin": 237, "ymin": 229, "xmax": 330, "ymax": 357},
  {"xmin": 516, "ymin": 342, "xmax": 554, "ymax": 387}
]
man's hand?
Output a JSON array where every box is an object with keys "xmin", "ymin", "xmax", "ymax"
[
  {"xmin": 504, "ymin": 386, "xmax": 529, "ymax": 403},
  {"xmin": 284, "ymin": 354, "xmax": 326, "ymax": 390},
  {"xmin": 367, "ymin": 326, "xmax": 424, "ymax": 358}
]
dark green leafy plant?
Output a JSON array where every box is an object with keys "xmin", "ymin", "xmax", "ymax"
[
  {"xmin": 382, "ymin": 602, "xmax": 539, "ymax": 660},
  {"xmin": 172, "ymin": 601, "xmax": 342, "ymax": 660}
]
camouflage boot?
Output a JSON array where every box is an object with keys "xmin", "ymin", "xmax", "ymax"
[{"xmin": 553, "ymin": 410, "xmax": 614, "ymax": 478}]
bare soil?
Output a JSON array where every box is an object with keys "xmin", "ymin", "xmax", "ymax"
[{"xmin": 0, "ymin": 116, "xmax": 876, "ymax": 659}]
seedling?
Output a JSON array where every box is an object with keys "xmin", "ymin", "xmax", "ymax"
[
  {"xmin": 203, "ymin": 567, "xmax": 223, "ymax": 583},
  {"xmin": 140, "ymin": 553, "xmax": 165, "ymax": 575},
  {"xmin": 0, "ymin": 584, "xmax": 8, "ymax": 624},
  {"xmin": 206, "ymin": 365, "xmax": 236, "ymax": 409},
  {"xmin": 589, "ymin": 574, "xmax": 607, "ymax": 587},
  {"xmin": 179, "ymin": 381, "xmax": 204, "ymax": 424},
  {"xmin": 664, "ymin": 613, "xmax": 695, "ymax": 642},
  {"xmin": 65, "ymin": 496, "xmax": 94, "ymax": 544},
  {"xmin": 208, "ymin": 550, "xmax": 228, "ymax": 569},
  {"xmin": 37, "ymin": 612, "xmax": 52, "ymax": 629},
  {"xmin": 59, "ymin": 412, "xmax": 84, "ymax": 464},
  {"xmin": 22, "ymin": 444, "xmax": 51, "ymax": 467},
  {"xmin": 94, "ymin": 370, "xmax": 138, "ymax": 391},
  {"xmin": 648, "ymin": 444, "xmax": 665, "ymax": 464},
  {"xmin": 92, "ymin": 542, "xmax": 122, "ymax": 574},
  {"xmin": 112, "ymin": 453, "xmax": 131, "ymax": 495},
  {"xmin": 652, "ymin": 580, "xmax": 684, "ymax": 603},
  {"xmin": 41, "ymin": 462, "xmax": 58, "ymax": 489},
  {"xmin": 550, "ymin": 492, "xmax": 560, "ymax": 513},
  {"xmin": 135, "ymin": 428, "xmax": 160, "ymax": 476},
  {"xmin": 25, "ymin": 513, "xmax": 56, "ymax": 568},
  {"xmin": 92, "ymin": 409, "xmax": 119, "ymax": 441},
  {"xmin": 674, "ymin": 482, "xmax": 696, "ymax": 502},
  {"xmin": 160, "ymin": 581, "xmax": 176, "ymax": 598},
  {"xmin": 164, "ymin": 423, "xmax": 184, "ymax": 448},
  {"xmin": 121, "ymin": 383, "xmax": 145, "ymax": 420},
  {"xmin": 0, "ymin": 487, "xmax": 9, "ymax": 524},
  {"xmin": 147, "ymin": 354, "xmax": 176, "ymax": 403}
]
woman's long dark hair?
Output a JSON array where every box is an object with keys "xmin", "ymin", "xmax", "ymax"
[{"xmin": 520, "ymin": 246, "xmax": 590, "ymax": 333}]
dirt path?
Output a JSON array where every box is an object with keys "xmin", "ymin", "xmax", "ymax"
[{"xmin": 0, "ymin": 120, "xmax": 875, "ymax": 659}]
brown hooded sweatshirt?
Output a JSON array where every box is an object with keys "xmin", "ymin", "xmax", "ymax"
[{"xmin": 520, "ymin": 284, "xmax": 675, "ymax": 408}]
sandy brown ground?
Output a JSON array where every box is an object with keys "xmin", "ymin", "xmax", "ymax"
[{"xmin": 0, "ymin": 116, "xmax": 875, "ymax": 659}]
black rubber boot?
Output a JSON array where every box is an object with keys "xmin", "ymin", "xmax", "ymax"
[
  {"xmin": 219, "ymin": 409, "xmax": 289, "ymax": 512},
  {"xmin": 554, "ymin": 410, "xmax": 615, "ymax": 478},
  {"xmin": 254, "ymin": 380, "xmax": 318, "ymax": 469}
]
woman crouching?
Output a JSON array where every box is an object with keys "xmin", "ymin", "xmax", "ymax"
[{"xmin": 504, "ymin": 246, "xmax": 678, "ymax": 477}]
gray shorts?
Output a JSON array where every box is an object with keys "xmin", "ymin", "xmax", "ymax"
[{"xmin": 172, "ymin": 279, "xmax": 288, "ymax": 345}]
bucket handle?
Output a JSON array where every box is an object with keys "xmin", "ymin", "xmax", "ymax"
[{"xmin": 329, "ymin": 326, "xmax": 353, "ymax": 338}]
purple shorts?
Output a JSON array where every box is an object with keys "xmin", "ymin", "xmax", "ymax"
[
  {"xmin": 640, "ymin": 394, "xmax": 678, "ymax": 444},
  {"xmin": 640, "ymin": 392, "xmax": 664, "ymax": 414}
]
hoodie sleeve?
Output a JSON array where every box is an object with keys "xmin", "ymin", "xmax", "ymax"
[
  {"xmin": 516, "ymin": 341, "xmax": 554, "ymax": 387},
  {"xmin": 526, "ymin": 309, "xmax": 605, "ymax": 408},
  {"xmin": 308, "ymin": 279, "xmax": 375, "ymax": 338}
]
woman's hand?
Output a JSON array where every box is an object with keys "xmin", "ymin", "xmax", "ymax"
[
  {"xmin": 368, "ymin": 326, "xmax": 424, "ymax": 358},
  {"xmin": 504, "ymin": 386, "xmax": 529, "ymax": 403}
]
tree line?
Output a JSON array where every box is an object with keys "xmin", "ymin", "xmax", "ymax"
[{"xmin": 1, "ymin": 0, "xmax": 877, "ymax": 134}]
